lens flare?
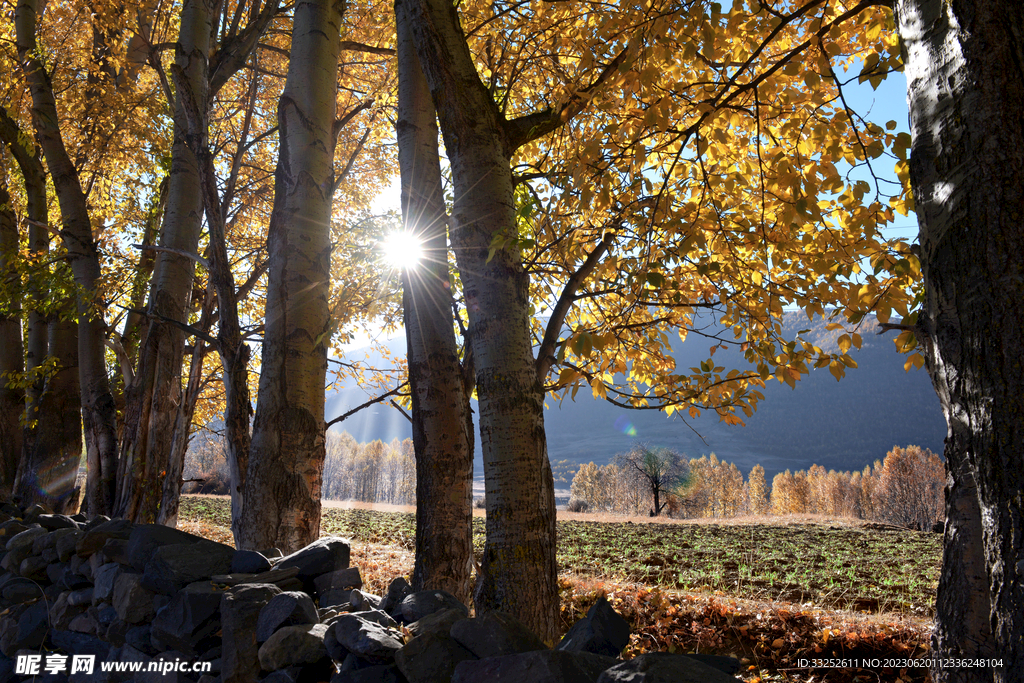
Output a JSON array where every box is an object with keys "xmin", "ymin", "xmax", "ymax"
[
  {"xmin": 614, "ymin": 415, "xmax": 637, "ymax": 437},
  {"xmin": 381, "ymin": 231, "xmax": 423, "ymax": 269}
]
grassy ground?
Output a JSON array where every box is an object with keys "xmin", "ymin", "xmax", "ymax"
[{"xmin": 179, "ymin": 495, "xmax": 939, "ymax": 682}]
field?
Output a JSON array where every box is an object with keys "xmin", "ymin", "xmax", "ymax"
[{"xmin": 179, "ymin": 496, "xmax": 940, "ymax": 682}]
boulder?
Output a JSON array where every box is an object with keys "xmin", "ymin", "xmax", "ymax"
[
  {"xmin": 681, "ymin": 654, "xmax": 741, "ymax": 675},
  {"xmin": 319, "ymin": 589, "xmax": 352, "ymax": 609},
  {"xmin": 349, "ymin": 589, "xmax": 382, "ymax": 612},
  {"xmin": 1, "ymin": 579, "xmax": 41, "ymax": 603},
  {"xmin": 150, "ymin": 584, "xmax": 224, "ymax": 656},
  {"xmin": 76, "ymin": 519, "xmax": 135, "ymax": 558},
  {"xmin": 221, "ymin": 583, "xmax": 282, "ymax": 683},
  {"xmin": 67, "ymin": 587, "xmax": 94, "ymax": 606},
  {"xmin": 37, "ymin": 515, "xmax": 77, "ymax": 531},
  {"xmin": 594, "ymin": 653, "xmax": 741, "ymax": 683},
  {"xmin": 125, "ymin": 625, "xmax": 159, "ymax": 656},
  {"xmin": 56, "ymin": 531, "xmax": 83, "ymax": 562},
  {"xmin": 257, "ymin": 623, "xmax": 329, "ymax": 671},
  {"xmin": 5, "ymin": 526, "xmax": 47, "ymax": 552},
  {"xmin": 92, "ymin": 563, "xmax": 123, "ymax": 604},
  {"xmin": 113, "ymin": 572, "xmax": 157, "ymax": 624},
  {"xmin": 99, "ymin": 538, "xmax": 130, "ymax": 566},
  {"xmin": 142, "ymin": 540, "xmax": 235, "ymax": 595},
  {"xmin": 399, "ymin": 590, "xmax": 468, "ymax": 623},
  {"xmin": 68, "ymin": 611, "xmax": 99, "ymax": 634},
  {"xmin": 379, "ymin": 577, "xmax": 412, "ymax": 616},
  {"xmin": 394, "ymin": 631, "xmax": 477, "ymax": 683},
  {"xmin": 452, "ymin": 650, "xmax": 618, "ymax": 683},
  {"xmin": 60, "ymin": 566, "xmax": 92, "ymax": 590},
  {"xmin": 126, "ymin": 524, "xmax": 204, "ymax": 572},
  {"xmin": 50, "ymin": 591, "xmax": 88, "ymax": 630},
  {"xmin": 406, "ymin": 608, "xmax": 465, "ymax": 639},
  {"xmin": 50, "ymin": 630, "xmax": 111, "ymax": 659},
  {"xmin": 450, "ymin": 611, "xmax": 547, "ymax": 659},
  {"xmin": 15, "ymin": 600, "xmax": 49, "ymax": 650},
  {"xmin": 276, "ymin": 537, "xmax": 351, "ymax": 593},
  {"xmin": 314, "ymin": 567, "xmax": 362, "ymax": 596},
  {"xmin": 556, "ymin": 597, "xmax": 630, "ymax": 658},
  {"xmin": 326, "ymin": 613, "xmax": 404, "ymax": 664},
  {"xmin": 33, "ymin": 527, "xmax": 78, "ymax": 555},
  {"xmin": 230, "ymin": 550, "xmax": 272, "ymax": 575},
  {"xmin": 331, "ymin": 664, "xmax": 409, "ymax": 683},
  {"xmin": 255, "ymin": 591, "xmax": 319, "ymax": 642},
  {"xmin": 18, "ymin": 555, "xmax": 49, "ymax": 580}
]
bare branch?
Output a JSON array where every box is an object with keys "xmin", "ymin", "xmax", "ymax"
[
  {"xmin": 133, "ymin": 244, "xmax": 209, "ymax": 269},
  {"xmin": 326, "ymin": 381, "xmax": 410, "ymax": 428}
]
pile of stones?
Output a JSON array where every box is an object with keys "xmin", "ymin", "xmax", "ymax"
[{"xmin": 0, "ymin": 500, "xmax": 742, "ymax": 682}]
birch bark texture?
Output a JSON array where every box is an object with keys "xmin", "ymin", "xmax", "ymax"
[
  {"xmin": 895, "ymin": 1, "xmax": 1024, "ymax": 679},
  {"xmin": 240, "ymin": 0, "xmax": 346, "ymax": 553},
  {"xmin": 395, "ymin": 0, "xmax": 475, "ymax": 605},
  {"xmin": 15, "ymin": 0, "xmax": 119, "ymax": 514},
  {"xmin": 404, "ymin": 0, "xmax": 559, "ymax": 640}
]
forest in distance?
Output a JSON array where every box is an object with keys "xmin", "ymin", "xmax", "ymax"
[{"xmin": 1, "ymin": 0, "xmax": 1022, "ymax": 670}]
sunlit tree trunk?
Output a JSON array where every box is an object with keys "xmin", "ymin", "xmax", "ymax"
[
  {"xmin": 0, "ymin": 184, "xmax": 23, "ymax": 494},
  {"xmin": 896, "ymin": 1, "xmax": 1024, "ymax": 679},
  {"xmin": 239, "ymin": 0, "xmax": 345, "ymax": 553},
  {"xmin": 16, "ymin": 0, "xmax": 118, "ymax": 514},
  {"xmin": 405, "ymin": 0, "xmax": 558, "ymax": 640},
  {"xmin": 395, "ymin": 0, "xmax": 474, "ymax": 605},
  {"xmin": 115, "ymin": 0, "xmax": 212, "ymax": 523}
]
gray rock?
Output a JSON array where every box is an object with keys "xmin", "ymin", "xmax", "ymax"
[
  {"xmin": 399, "ymin": 590, "xmax": 468, "ymax": 623},
  {"xmin": 46, "ymin": 561, "xmax": 65, "ymax": 584},
  {"xmin": 221, "ymin": 583, "xmax": 282, "ymax": 683},
  {"xmin": 319, "ymin": 589, "xmax": 352, "ymax": 609},
  {"xmin": 255, "ymin": 591, "xmax": 319, "ymax": 642},
  {"xmin": 98, "ymin": 538, "xmax": 130, "ymax": 566},
  {"xmin": 331, "ymin": 664, "xmax": 408, "ymax": 683},
  {"xmin": 50, "ymin": 591, "xmax": 88, "ymax": 630},
  {"xmin": 33, "ymin": 527, "xmax": 78, "ymax": 555},
  {"xmin": 1, "ymin": 579, "xmax": 41, "ymax": 602},
  {"xmin": 142, "ymin": 540, "xmax": 235, "ymax": 595},
  {"xmin": 19, "ymin": 555, "xmax": 49, "ymax": 580},
  {"xmin": 37, "ymin": 515, "xmax": 77, "ymax": 531},
  {"xmin": 379, "ymin": 577, "xmax": 412, "ymax": 616},
  {"xmin": 67, "ymin": 587, "xmax": 94, "ymax": 606},
  {"xmin": 150, "ymin": 584, "xmax": 224, "ymax": 656},
  {"xmin": 0, "ymin": 545, "xmax": 30, "ymax": 574},
  {"xmin": 326, "ymin": 613, "xmax": 404, "ymax": 664},
  {"xmin": 257, "ymin": 623, "xmax": 329, "ymax": 671},
  {"xmin": 450, "ymin": 611, "xmax": 547, "ymax": 659},
  {"xmin": 56, "ymin": 531, "xmax": 83, "ymax": 562},
  {"xmin": 406, "ymin": 608, "xmax": 464, "ymax": 639},
  {"xmin": 75, "ymin": 519, "xmax": 134, "ymax": 558},
  {"xmin": 125, "ymin": 625, "xmax": 159, "ymax": 655},
  {"xmin": 40, "ymin": 547, "xmax": 58, "ymax": 564},
  {"xmin": 682, "ymin": 654, "xmax": 741, "ymax": 675},
  {"xmin": 314, "ymin": 567, "xmax": 362, "ymax": 596},
  {"xmin": 5, "ymin": 526, "xmax": 47, "ymax": 552},
  {"xmin": 230, "ymin": 550, "xmax": 272, "ymax": 575},
  {"xmin": 556, "ymin": 597, "xmax": 631, "ymax": 658},
  {"xmin": 353, "ymin": 608, "xmax": 398, "ymax": 630},
  {"xmin": 15, "ymin": 600, "xmax": 49, "ymax": 650},
  {"xmin": 92, "ymin": 563, "xmax": 123, "ymax": 604},
  {"xmin": 453, "ymin": 650, "xmax": 618, "ymax": 683},
  {"xmin": 60, "ymin": 566, "xmax": 92, "ymax": 590},
  {"xmin": 349, "ymin": 589, "xmax": 382, "ymax": 612},
  {"xmin": 594, "ymin": 653, "xmax": 741, "ymax": 683},
  {"xmin": 92, "ymin": 605, "xmax": 118, "ymax": 629},
  {"xmin": 68, "ymin": 611, "xmax": 99, "ymax": 634},
  {"xmin": 395, "ymin": 631, "xmax": 477, "ymax": 683},
  {"xmin": 50, "ymin": 630, "xmax": 111, "ymax": 659},
  {"xmin": 276, "ymin": 537, "xmax": 350, "ymax": 593},
  {"xmin": 113, "ymin": 572, "xmax": 157, "ymax": 624},
  {"xmin": 126, "ymin": 524, "xmax": 204, "ymax": 572},
  {"xmin": 262, "ymin": 667, "xmax": 302, "ymax": 683}
]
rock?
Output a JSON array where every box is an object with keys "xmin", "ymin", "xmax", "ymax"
[
  {"xmin": 221, "ymin": 583, "xmax": 282, "ymax": 683},
  {"xmin": 60, "ymin": 566, "xmax": 92, "ymax": 590},
  {"xmin": 15, "ymin": 600, "xmax": 49, "ymax": 650},
  {"xmin": 150, "ymin": 583, "xmax": 224, "ymax": 656},
  {"xmin": 314, "ymin": 566, "xmax": 362, "ymax": 596},
  {"xmin": 126, "ymin": 524, "xmax": 205, "ymax": 572},
  {"xmin": 40, "ymin": 547, "xmax": 58, "ymax": 564},
  {"xmin": 37, "ymin": 515, "xmax": 77, "ymax": 531},
  {"xmin": 18, "ymin": 555, "xmax": 49, "ymax": 580},
  {"xmin": 352, "ymin": 608, "xmax": 398, "ymax": 630},
  {"xmin": 46, "ymin": 562, "xmax": 65, "ymax": 584},
  {"xmin": 261, "ymin": 667, "xmax": 303, "ymax": 683},
  {"xmin": 379, "ymin": 577, "xmax": 412, "ymax": 616},
  {"xmin": 395, "ymin": 630, "xmax": 477, "ymax": 683},
  {"xmin": 67, "ymin": 587, "xmax": 94, "ymax": 607},
  {"xmin": 349, "ymin": 589, "xmax": 382, "ymax": 612},
  {"xmin": 399, "ymin": 590, "xmax": 468, "ymax": 623},
  {"xmin": 68, "ymin": 611, "xmax": 99, "ymax": 634},
  {"xmin": 319, "ymin": 589, "xmax": 352, "ymax": 609},
  {"xmin": 556, "ymin": 597, "xmax": 631, "ymax": 658},
  {"xmin": 230, "ymin": 550, "xmax": 272, "ymax": 575},
  {"xmin": 50, "ymin": 630, "xmax": 111, "ymax": 659},
  {"xmin": 1, "ymin": 579, "xmax": 41, "ymax": 603},
  {"xmin": 594, "ymin": 653, "xmax": 741, "ymax": 683},
  {"xmin": 91, "ymin": 605, "xmax": 118, "ymax": 630},
  {"xmin": 452, "ymin": 650, "xmax": 619, "ymax": 683},
  {"xmin": 326, "ymin": 613, "xmax": 404, "ymax": 664},
  {"xmin": 5, "ymin": 526, "xmax": 46, "ymax": 552},
  {"xmin": 406, "ymin": 608, "xmax": 464, "ymax": 639},
  {"xmin": 98, "ymin": 538, "xmax": 130, "ymax": 566},
  {"xmin": 50, "ymin": 591, "xmax": 88, "ymax": 630},
  {"xmin": 682, "ymin": 654, "xmax": 741, "ymax": 675},
  {"xmin": 56, "ymin": 531, "xmax": 83, "ymax": 562},
  {"xmin": 276, "ymin": 537, "xmax": 351, "ymax": 594},
  {"xmin": 92, "ymin": 563, "xmax": 123, "ymax": 604},
  {"xmin": 33, "ymin": 528, "xmax": 78, "ymax": 555},
  {"xmin": 113, "ymin": 572, "xmax": 157, "ymax": 624},
  {"xmin": 331, "ymin": 664, "xmax": 409, "ymax": 683},
  {"xmin": 255, "ymin": 591, "xmax": 319, "ymax": 642},
  {"xmin": 257, "ymin": 623, "xmax": 329, "ymax": 671},
  {"xmin": 450, "ymin": 611, "xmax": 547, "ymax": 659},
  {"xmin": 142, "ymin": 540, "xmax": 235, "ymax": 595},
  {"xmin": 125, "ymin": 625, "xmax": 158, "ymax": 655},
  {"xmin": 76, "ymin": 519, "xmax": 134, "ymax": 558},
  {"xmin": 22, "ymin": 504, "xmax": 49, "ymax": 522}
]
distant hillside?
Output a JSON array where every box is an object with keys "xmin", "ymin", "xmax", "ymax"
[{"xmin": 325, "ymin": 313, "xmax": 946, "ymax": 484}]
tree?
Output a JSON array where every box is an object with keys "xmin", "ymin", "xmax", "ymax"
[
  {"xmin": 894, "ymin": 2, "xmax": 1024, "ymax": 674},
  {"xmin": 395, "ymin": 0, "xmax": 475, "ymax": 604},
  {"xmin": 748, "ymin": 464, "xmax": 769, "ymax": 515},
  {"xmin": 0, "ymin": 182, "xmax": 21, "ymax": 489},
  {"xmin": 614, "ymin": 444, "xmax": 688, "ymax": 517}
]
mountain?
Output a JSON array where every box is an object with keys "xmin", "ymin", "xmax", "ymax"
[{"xmin": 324, "ymin": 313, "xmax": 946, "ymax": 491}]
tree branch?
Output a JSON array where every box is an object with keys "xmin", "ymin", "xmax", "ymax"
[
  {"xmin": 326, "ymin": 381, "xmax": 411, "ymax": 428},
  {"xmin": 133, "ymin": 244, "xmax": 209, "ymax": 269}
]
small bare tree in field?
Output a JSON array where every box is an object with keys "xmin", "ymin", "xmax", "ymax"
[{"xmin": 614, "ymin": 443, "xmax": 688, "ymax": 517}]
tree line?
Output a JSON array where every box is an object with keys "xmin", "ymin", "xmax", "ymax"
[
  {"xmin": 568, "ymin": 445, "xmax": 944, "ymax": 531},
  {"xmin": 0, "ymin": 0, "xmax": 1020, "ymax": 663}
]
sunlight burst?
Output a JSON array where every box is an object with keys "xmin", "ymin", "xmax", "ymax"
[{"xmin": 381, "ymin": 231, "xmax": 424, "ymax": 269}]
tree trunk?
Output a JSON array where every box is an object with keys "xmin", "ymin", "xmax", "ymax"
[
  {"xmin": 115, "ymin": 0, "xmax": 212, "ymax": 523},
  {"xmin": 239, "ymin": 0, "xmax": 345, "ymax": 553},
  {"xmin": 896, "ymin": 1, "xmax": 1024, "ymax": 678},
  {"xmin": 0, "ymin": 185, "xmax": 23, "ymax": 494},
  {"xmin": 16, "ymin": 0, "xmax": 119, "ymax": 515},
  {"xmin": 395, "ymin": 0, "xmax": 474, "ymax": 605},
  {"xmin": 405, "ymin": 0, "xmax": 559, "ymax": 640}
]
